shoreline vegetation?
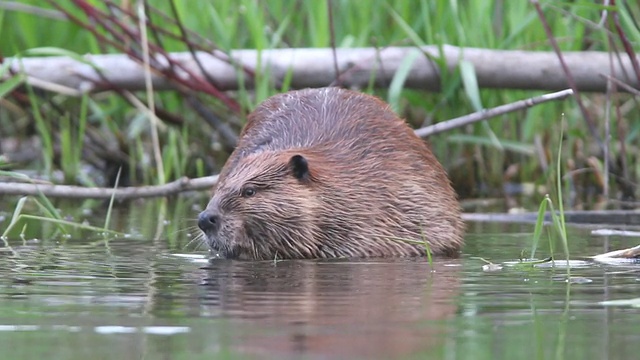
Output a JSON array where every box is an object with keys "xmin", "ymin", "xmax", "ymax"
[
  {"xmin": 0, "ymin": 88, "xmax": 573, "ymax": 199},
  {"xmin": 1, "ymin": 1, "xmax": 640, "ymax": 246}
]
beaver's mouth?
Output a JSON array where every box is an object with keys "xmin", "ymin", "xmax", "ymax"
[
  {"xmin": 217, "ymin": 246, "xmax": 240, "ymax": 259},
  {"xmin": 204, "ymin": 234, "xmax": 241, "ymax": 259}
]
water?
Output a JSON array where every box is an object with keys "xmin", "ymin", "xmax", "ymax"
[{"xmin": 0, "ymin": 199, "xmax": 639, "ymax": 359}]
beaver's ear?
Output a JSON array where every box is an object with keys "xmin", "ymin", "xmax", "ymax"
[{"xmin": 288, "ymin": 154, "xmax": 310, "ymax": 181}]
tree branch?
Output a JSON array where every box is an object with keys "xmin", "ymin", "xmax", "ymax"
[
  {"xmin": 0, "ymin": 175, "xmax": 218, "ymax": 200},
  {"xmin": 415, "ymin": 88, "xmax": 574, "ymax": 137}
]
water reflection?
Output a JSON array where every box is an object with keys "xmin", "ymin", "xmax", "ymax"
[
  {"xmin": 2, "ymin": 196, "xmax": 640, "ymax": 359},
  {"xmin": 197, "ymin": 258, "xmax": 461, "ymax": 359}
]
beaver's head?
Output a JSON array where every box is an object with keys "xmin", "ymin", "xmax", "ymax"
[{"xmin": 198, "ymin": 151, "xmax": 323, "ymax": 260}]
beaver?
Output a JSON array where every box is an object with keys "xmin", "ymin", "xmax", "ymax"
[{"xmin": 198, "ymin": 87, "xmax": 464, "ymax": 260}]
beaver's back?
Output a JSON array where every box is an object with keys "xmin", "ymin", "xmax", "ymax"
[{"xmin": 230, "ymin": 87, "xmax": 422, "ymax": 166}]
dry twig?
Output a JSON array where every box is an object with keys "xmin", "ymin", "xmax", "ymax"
[
  {"xmin": 415, "ymin": 89, "xmax": 574, "ymax": 138},
  {"xmin": 0, "ymin": 176, "xmax": 218, "ymax": 200}
]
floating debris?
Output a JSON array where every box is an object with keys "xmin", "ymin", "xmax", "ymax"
[
  {"xmin": 482, "ymin": 263, "xmax": 503, "ymax": 272},
  {"xmin": 592, "ymin": 245, "xmax": 640, "ymax": 265},
  {"xmin": 501, "ymin": 259, "xmax": 593, "ymax": 269},
  {"xmin": 473, "ymin": 257, "xmax": 504, "ymax": 272},
  {"xmin": 170, "ymin": 253, "xmax": 209, "ymax": 264},
  {"xmin": 564, "ymin": 276, "xmax": 593, "ymax": 285},
  {"xmin": 591, "ymin": 229, "xmax": 640, "ymax": 237},
  {"xmin": 599, "ymin": 298, "xmax": 640, "ymax": 308}
]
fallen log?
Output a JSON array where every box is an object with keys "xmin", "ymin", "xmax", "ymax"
[{"xmin": 6, "ymin": 45, "xmax": 639, "ymax": 94}]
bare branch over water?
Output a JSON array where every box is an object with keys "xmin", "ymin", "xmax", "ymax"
[{"xmin": 0, "ymin": 176, "xmax": 218, "ymax": 200}]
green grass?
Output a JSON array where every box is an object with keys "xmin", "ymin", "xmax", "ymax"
[
  {"xmin": 0, "ymin": 194, "xmax": 122, "ymax": 241},
  {"xmin": 526, "ymin": 119, "xmax": 570, "ymax": 273}
]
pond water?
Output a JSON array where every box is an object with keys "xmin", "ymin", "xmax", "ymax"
[{"xmin": 0, "ymin": 197, "xmax": 639, "ymax": 359}]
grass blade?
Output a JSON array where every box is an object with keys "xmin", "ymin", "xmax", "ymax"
[
  {"xmin": 388, "ymin": 48, "xmax": 420, "ymax": 113},
  {"xmin": 2, "ymin": 196, "xmax": 28, "ymax": 238},
  {"xmin": 0, "ymin": 74, "xmax": 24, "ymax": 99},
  {"xmin": 530, "ymin": 196, "xmax": 549, "ymax": 259},
  {"xmin": 459, "ymin": 59, "xmax": 482, "ymax": 112}
]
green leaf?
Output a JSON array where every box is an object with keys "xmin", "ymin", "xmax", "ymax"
[
  {"xmin": 447, "ymin": 134, "xmax": 535, "ymax": 155},
  {"xmin": 0, "ymin": 74, "xmax": 25, "ymax": 99},
  {"xmin": 22, "ymin": 47, "xmax": 97, "ymax": 68},
  {"xmin": 459, "ymin": 59, "xmax": 482, "ymax": 112},
  {"xmin": 2, "ymin": 196, "xmax": 28, "ymax": 238},
  {"xmin": 388, "ymin": 49, "xmax": 421, "ymax": 113},
  {"xmin": 531, "ymin": 196, "xmax": 549, "ymax": 259}
]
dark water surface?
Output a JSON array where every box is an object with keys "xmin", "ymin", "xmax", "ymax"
[{"xmin": 0, "ymin": 198, "xmax": 639, "ymax": 359}]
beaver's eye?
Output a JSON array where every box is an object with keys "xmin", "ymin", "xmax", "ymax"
[{"xmin": 242, "ymin": 187, "xmax": 257, "ymax": 197}]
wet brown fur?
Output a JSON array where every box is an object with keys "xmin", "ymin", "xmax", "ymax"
[{"xmin": 200, "ymin": 87, "xmax": 464, "ymax": 260}]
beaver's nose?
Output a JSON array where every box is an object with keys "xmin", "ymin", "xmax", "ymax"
[{"xmin": 198, "ymin": 210, "xmax": 221, "ymax": 233}]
